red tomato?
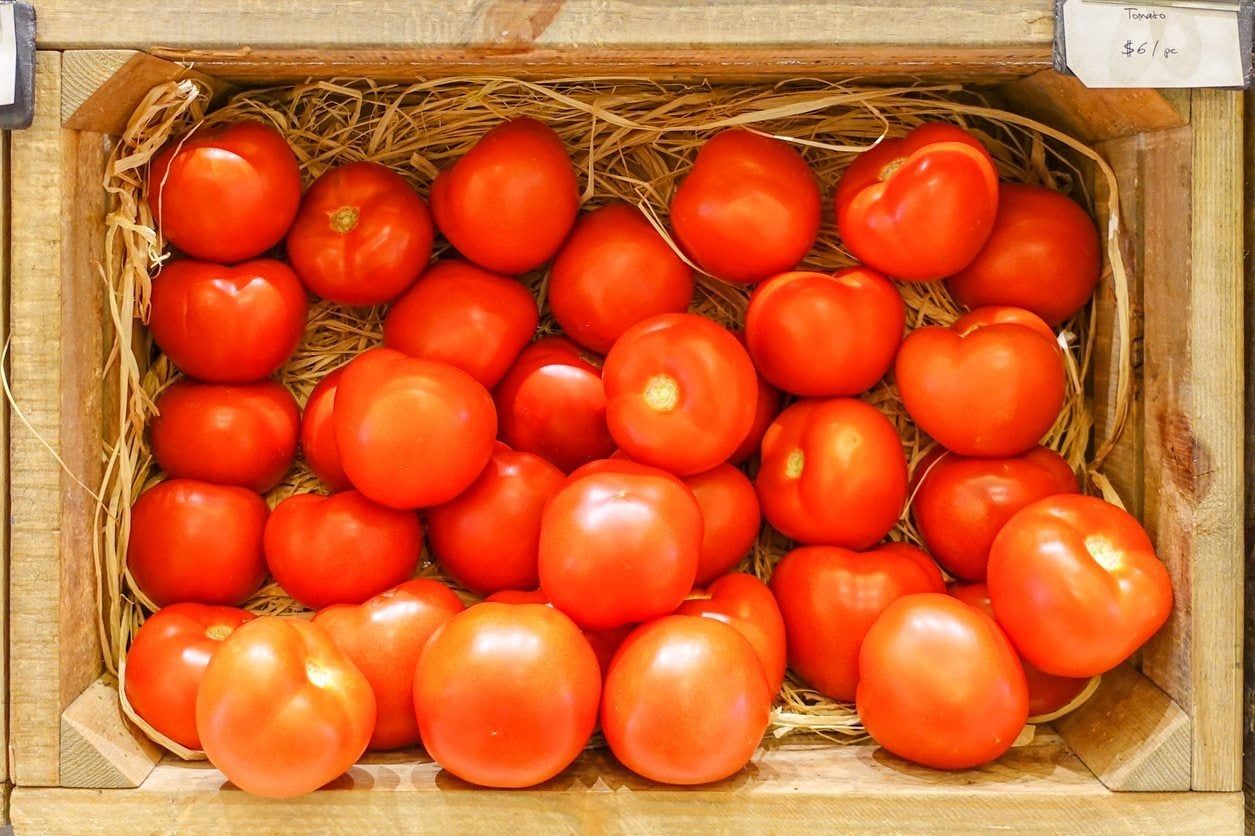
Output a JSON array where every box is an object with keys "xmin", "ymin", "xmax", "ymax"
[
  {"xmin": 603, "ymin": 313, "xmax": 757, "ymax": 475},
  {"xmin": 196, "ymin": 617, "xmax": 375, "ymax": 798},
  {"xmin": 152, "ymin": 379, "xmax": 300, "ymax": 493},
  {"xmin": 299, "ymin": 366, "xmax": 352, "ymax": 492},
  {"xmin": 333, "ymin": 348, "xmax": 496, "ymax": 508},
  {"xmin": 149, "ymin": 259, "xmax": 308, "ymax": 383},
  {"xmin": 745, "ymin": 267, "xmax": 904, "ymax": 396},
  {"xmin": 127, "ymin": 479, "xmax": 268, "ymax": 607},
  {"xmin": 952, "ymin": 305, "xmax": 1059, "ymax": 342},
  {"xmin": 987, "ymin": 495, "xmax": 1172, "ymax": 678},
  {"xmin": 684, "ymin": 463, "xmax": 761, "ymax": 585},
  {"xmin": 414, "ymin": 603, "xmax": 600, "ymax": 788},
  {"xmin": 675, "ymin": 572, "xmax": 786, "ymax": 696},
  {"xmin": 313, "ymin": 579, "xmax": 464, "ymax": 750},
  {"xmin": 264, "ymin": 491, "xmax": 421, "ymax": 609},
  {"xmin": 124, "ymin": 603, "xmax": 253, "ymax": 750},
  {"xmin": 482, "ymin": 588, "xmax": 632, "ymax": 678},
  {"xmin": 670, "ymin": 129, "xmax": 820, "ymax": 284},
  {"xmin": 430, "ymin": 118, "xmax": 579, "ymax": 274},
  {"xmin": 878, "ymin": 542, "xmax": 947, "ymax": 592},
  {"xmin": 149, "ymin": 121, "xmax": 301, "ymax": 263},
  {"xmin": 538, "ymin": 466, "xmax": 702, "ymax": 630},
  {"xmin": 382, "ymin": 259, "xmax": 538, "ymax": 388},
  {"xmin": 756, "ymin": 398, "xmax": 907, "ymax": 548},
  {"xmin": 894, "ymin": 306, "xmax": 1064, "ymax": 457},
  {"xmin": 427, "ymin": 444, "xmax": 565, "ymax": 594},
  {"xmin": 602, "ymin": 615, "xmax": 771, "ymax": 784},
  {"xmin": 947, "ymin": 183, "xmax": 1101, "ymax": 327},
  {"xmin": 494, "ymin": 336, "xmax": 615, "ymax": 472},
  {"xmin": 548, "ymin": 203, "xmax": 695, "ymax": 353},
  {"xmin": 727, "ymin": 330, "xmax": 784, "ymax": 464},
  {"xmin": 912, "ymin": 445, "xmax": 1078, "ymax": 581},
  {"xmin": 857, "ymin": 593, "xmax": 1028, "ymax": 770},
  {"xmin": 286, "ymin": 161, "xmax": 434, "ymax": 305}
]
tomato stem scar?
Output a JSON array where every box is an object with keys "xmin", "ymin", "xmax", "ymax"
[
  {"xmin": 786, "ymin": 449, "xmax": 804, "ymax": 478},
  {"xmin": 1084, "ymin": 536, "xmax": 1122, "ymax": 571},
  {"xmin": 204, "ymin": 624, "xmax": 233, "ymax": 641},
  {"xmin": 879, "ymin": 157, "xmax": 905, "ymax": 181},
  {"xmin": 330, "ymin": 206, "xmax": 360, "ymax": 234},
  {"xmin": 643, "ymin": 374, "xmax": 679, "ymax": 412},
  {"xmin": 306, "ymin": 659, "xmax": 335, "ymax": 688}
]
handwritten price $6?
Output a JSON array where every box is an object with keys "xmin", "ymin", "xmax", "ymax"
[{"xmin": 1122, "ymin": 40, "xmax": 1179, "ymax": 59}]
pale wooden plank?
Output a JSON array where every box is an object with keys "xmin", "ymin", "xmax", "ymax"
[
  {"xmin": 1244, "ymin": 84, "xmax": 1255, "ymax": 811},
  {"xmin": 998, "ymin": 70, "xmax": 1188, "ymax": 143},
  {"xmin": 60, "ymin": 676, "xmax": 161, "ymax": 789},
  {"xmin": 0, "ymin": 117, "xmax": 11, "ymax": 791}
]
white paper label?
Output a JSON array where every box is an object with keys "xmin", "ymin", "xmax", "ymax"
[
  {"xmin": 0, "ymin": 4, "xmax": 16, "ymax": 108},
  {"xmin": 1062, "ymin": 0, "xmax": 1244, "ymax": 88}
]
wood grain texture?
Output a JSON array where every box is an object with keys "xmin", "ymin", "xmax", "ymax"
[
  {"xmin": 1243, "ymin": 84, "xmax": 1255, "ymax": 821},
  {"xmin": 997, "ymin": 70, "xmax": 1187, "ymax": 143},
  {"xmin": 60, "ymin": 677, "xmax": 162, "ymax": 789},
  {"xmin": 0, "ymin": 121, "xmax": 10, "ymax": 790}
]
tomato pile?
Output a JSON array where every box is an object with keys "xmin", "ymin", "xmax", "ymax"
[{"xmin": 124, "ymin": 115, "xmax": 1173, "ymax": 798}]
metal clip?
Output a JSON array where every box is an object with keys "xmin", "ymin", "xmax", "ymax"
[{"xmin": 0, "ymin": 0, "xmax": 35, "ymax": 130}]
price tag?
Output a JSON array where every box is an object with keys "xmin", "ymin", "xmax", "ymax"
[{"xmin": 0, "ymin": 1, "xmax": 34, "ymax": 129}]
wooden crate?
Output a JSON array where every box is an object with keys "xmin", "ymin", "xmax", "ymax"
[{"xmin": 4, "ymin": 5, "xmax": 1246, "ymax": 831}]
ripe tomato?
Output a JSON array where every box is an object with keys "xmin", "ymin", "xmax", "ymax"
[
  {"xmin": 670, "ymin": 129, "xmax": 820, "ymax": 284},
  {"xmin": 769, "ymin": 544, "xmax": 939, "ymax": 701},
  {"xmin": 149, "ymin": 121, "xmax": 301, "ymax": 263},
  {"xmin": 912, "ymin": 445, "xmax": 1078, "ymax": 581},
  {"xmin": 382, "ymin": 259, "xmax": 538, "ymax": 388},
  {"xmin": 987, "ymin": 494, "xmax": 1173, "ymax": 678},
  {"xmin": 127, "ymin": 479, "xmax": 267, "ymax": 607},
  {"xmin": 264, "ymin": 491, "xmax": 422, "ymax": 609},
  {"xmin": 835, "ymin": 122, "xmax": 999, "ymax": 282},
  {"xmin": 286, "ymin": 161, "xmax": 434, "ymax": 305},
  {"xmin": 745, "ymin": 267, "xmax": 904, "ymax": 396},
  {"xmin": 299, "ymin": 366, "xmax": 352, "ymax": 492},
  {"xmin": 123, "ymin": 603, "xmax": 253, "ymax": 750},
  {"xmin": 494, "ymin": 336, "xmax": 615, "ymax": 472},
  {"xmin": 857, "ymin": 593, "xmax": 1028, "ymax": 770},
  {"xmin": 333, "ymin": 348, "xmax": 496, "ymax": 508},
  {"xmin": 727, "ymin": 330, "xmax": 783, "ymax": 464},
  {"xmin": 878, "ymin": 542, "xmax": 947, "ymax": 592},
  {"xmin": 427, "ymin": 443, "xmax": 565, "ymax": 594},
  {"xmin": 602, "ymin": 615, "xmax": 771, "ymax": 784},
  {"xmin": 548, "ymin": 203, "xmax": 695, "ymax": 353},
  {"xmin": 538, "ymin": 466, "xmax": 702, "ymax": 630},
  {"xmin": 483, "ymin": 588, "xmax": 632, "ymax": 678},
  {"xmin": 684, "ymin": 463, "xmax": 761, "ymax": 585},
  {"xmin": 894, "ymin": 306, "xmax": 1064, "ymax": 457},
  {"xmin": 152, "ymin": 379, "xmax": 300, "ymax": 493},
  {"xmin": 756, "ymin": 398, "xmax": 907, "ymax": 548},
  {"xmin": 603, "ymin": 313, "xmax": 757, "ymax": 475},
  {"xmin": 952, "ymin": 304, "xmax": 1059, "ymax": 342},
  {"xmin": 675, "ymin": 572, "xmax": 786, "ymax": 696},
  {"xmin": 196, "ymin": 617, "xmax": 375, "ymax": 798},
  {"xmin": 947, "ymin": 183, "xmax": 1101, "ymax": 327},
  {"xmin": 430, "ymin": 118, "xmax": 579, "ymax": 274},
  {"xmin": 414, "ymin": 603, "xmax": 600, "ymax": 788},
  {"xmin": 313, "ymin": 579, "xmax": 464, "ymax": 750}
]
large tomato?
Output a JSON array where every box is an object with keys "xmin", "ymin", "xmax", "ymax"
[
  {"xmin": 333, "ymin": 348, "xmax": 496, "ymax": 508},
  {"xmin": 745, "ymin": 267, "xmax": 904, "ymax": 396},
  {"xmin": 987, "ymin": 494, "xmax": 1173, "ymax": 678},
  {"xmin": 603, "ymin": 313, "xmax": 757, "ymax": 475},
  {"xmin": 834, "ymin": 122, "xmax": 999, "ymax": 282},
  {"xmin": 602, "ymin": 615, "xmax": 771, "ymax": 784},
  {"xmin": 756, "ymin": 398, "xmax": 907, "ymax": 547},
  {"xmin": 149, "ymin": 259, "xmax": 308, "ymax": 383},
  {"xmin": 670, "ymin": 129, "xmax": 820, "ymax": 284},
  {"xmin": 152, "ymin": 379, "xmax": 300, "ymax": 493},
  {"xmin": 675, "ymin": 572, "xmax": 786, "ymax": 696},
  {"xmin": 413, "ymin": 603, "xmax": 600, "ymax": 788},
  {"xmin": 382, "ymin": 259, "xmax": 538, "ymax": 388},
  {"xmin": 727, "ymin": 330, "xmax": 784, "ymax": 464},
  {"xmin": 879, "ymin": 542, "xmax": 947, "ymax": 592},
  {"xmin": 857, "ymin": 593, "xmax": 1028, "ymax": 769},
  {"xmin": 148, "ymin": 121, "xmax": 301, "ymax": 263},
  {"xmin": 430, "ymin": 118, "xmax": 579, "ymax": 274},
  {"xmin": 286, "ymin": 161, "xmax": 434, "ymax": 305},
  {"xmin": 127, "ymin": 479, "xmax": 268, "ymax": 607},
  {"xmin": 483, "ymin": 588, "xmax": 632, "ymax": 678},
  {"xmin": 947, "ymin": 182, "xmax": 1101, "ymax": 327},
  {"xmin": 299, "ymin": 366, "xmax": 352, "ymax": 492},
  {"xmin": 684, "ymin": 463, "xmax": 761, "ymax": 585},
  {"xmin": 312, "ymin": 579, "xmax": 464, "ymax": 750},
  {"xmin": 123, "ymin": 603, "xmax": 253, "ymax": 750},
  {"xmin": 196, "ymin": 617, "xmax": 375, "ymax": 798},
  {"xmin": 264, "ymin": 491, "xmax": 422, "ymax": 609}
]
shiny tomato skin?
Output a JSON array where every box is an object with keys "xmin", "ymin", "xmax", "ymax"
[
  {"xmin": 149, "ymin": 259, "xmax": 308, "ymax": 383},
  {"xmin": 299, "ymin": 366, "xmax": 352, "ymax": 492},
  {"xmin": 675, "ymin": 572, "xmax": 786, "ymax": 696},
  {"xmin": 430, "ymin": 118, "xmax": 579, "ymax": 274},
  {"xmin": 196, "ymin": 617, "xmax": 376, "ymax": 798},
  {"xmin": 670, "ymin": 129, "xmax": 821, "ymax": 284},
  {"xmin": 482, "ymin": 589, "xmax": 631, "ymax": 678},
  {"xmin": 382, "ymin": 259, "xmax": 538, "ymax": 388},
  {"xmin": 313, "ymin": 579, "xmax": 464, "ymax": 750},
  {"xmin": 684, "ymin": 463, "xmax": 762, "ymax": 585},
  {"xmin": 152, "ymin": 379, "xmax": 300, "ymax": 493},
  {"xmin": 149, "ymin": 121, "xmax": 301, "ymax": 263},
  {"xmin": 878, "ymin": 542, "xmax": 947, "ymax": 592},
  {"xmin": 127, "ymin": 479, "xmax": 268, "ymax": 607},
  {"xmin": 123, "ymin": 603, "xmax": 253, "ymax": 750},
  {"xmin": 286, "ymin": 161, "xmax": 435, "ymax": 305},
  {"xmin": 727, "ymin": 330, "xmax": 784, "ymax": 464},
  {"xmin": 952, "ymin": 305, "xmax": 1059, "ymax": 343}
]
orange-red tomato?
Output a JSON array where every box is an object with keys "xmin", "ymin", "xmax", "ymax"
[
  {"xmin": 684, "ymin": 463, "xmax": 761, "ymax": 585},
  {"xmin": 299, "ymin": 366, "xmax": 352, "ymax": 492},
  {"xmin": 952, "ymin": 304, "xmax": 1059, "ymax": 341},
  {"xmin": 286, "ymin": 161, "xmax": 434, "ymax": 305},
  {"xmin": 877, "ymin": 542, "xmax": 948, "ymax": 592},
  {"xmin": 149, "ymin": 121, "xmax": 301, "ymax": 263},
  {"xmin": 196, "ymin": 617, "xmax": 375, "ymax": 798},
  {"xmin": 483, "ymin": 588, "xmax": 632, "ymax": 678},
  {"xmin": 727, "ymin": 330, "xmax": 784, "ymax": 464},
  {"xmin": 675, "ymin": 572, "xmax": 786, "ymax": 696},
  {"xmin": 313, "ymin": 579, "xmax": 464, "ymax": 750},
  {"xmin": 414, "ymin": 603, "xmax": 600, "ymax": 788},
  {"xmin": 745, "ymin": 267, "xmax": 904, "ymax": 396},
  {"xmin": 671, "ymin": 129, "xmax": 820, "ymax": 284},
  {"xmin": 382, "ymin": 259, "xmax": 539, "ymax": 388},
  {"xmin": 430, "ymin": 118, "xmax": 579, "ymax": 274}
]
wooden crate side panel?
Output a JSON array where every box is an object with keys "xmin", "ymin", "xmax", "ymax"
[
  {"xmin": 0, "ymin": 112, "xmax": 11, "ymax": 791},
  {"xmin": 1244, "ymin": 82, "xmax": 1255, "ymax": 828},
  {"xmin": 998, "ymin": 70, "xmax": 1188, "ymax": 143}
]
